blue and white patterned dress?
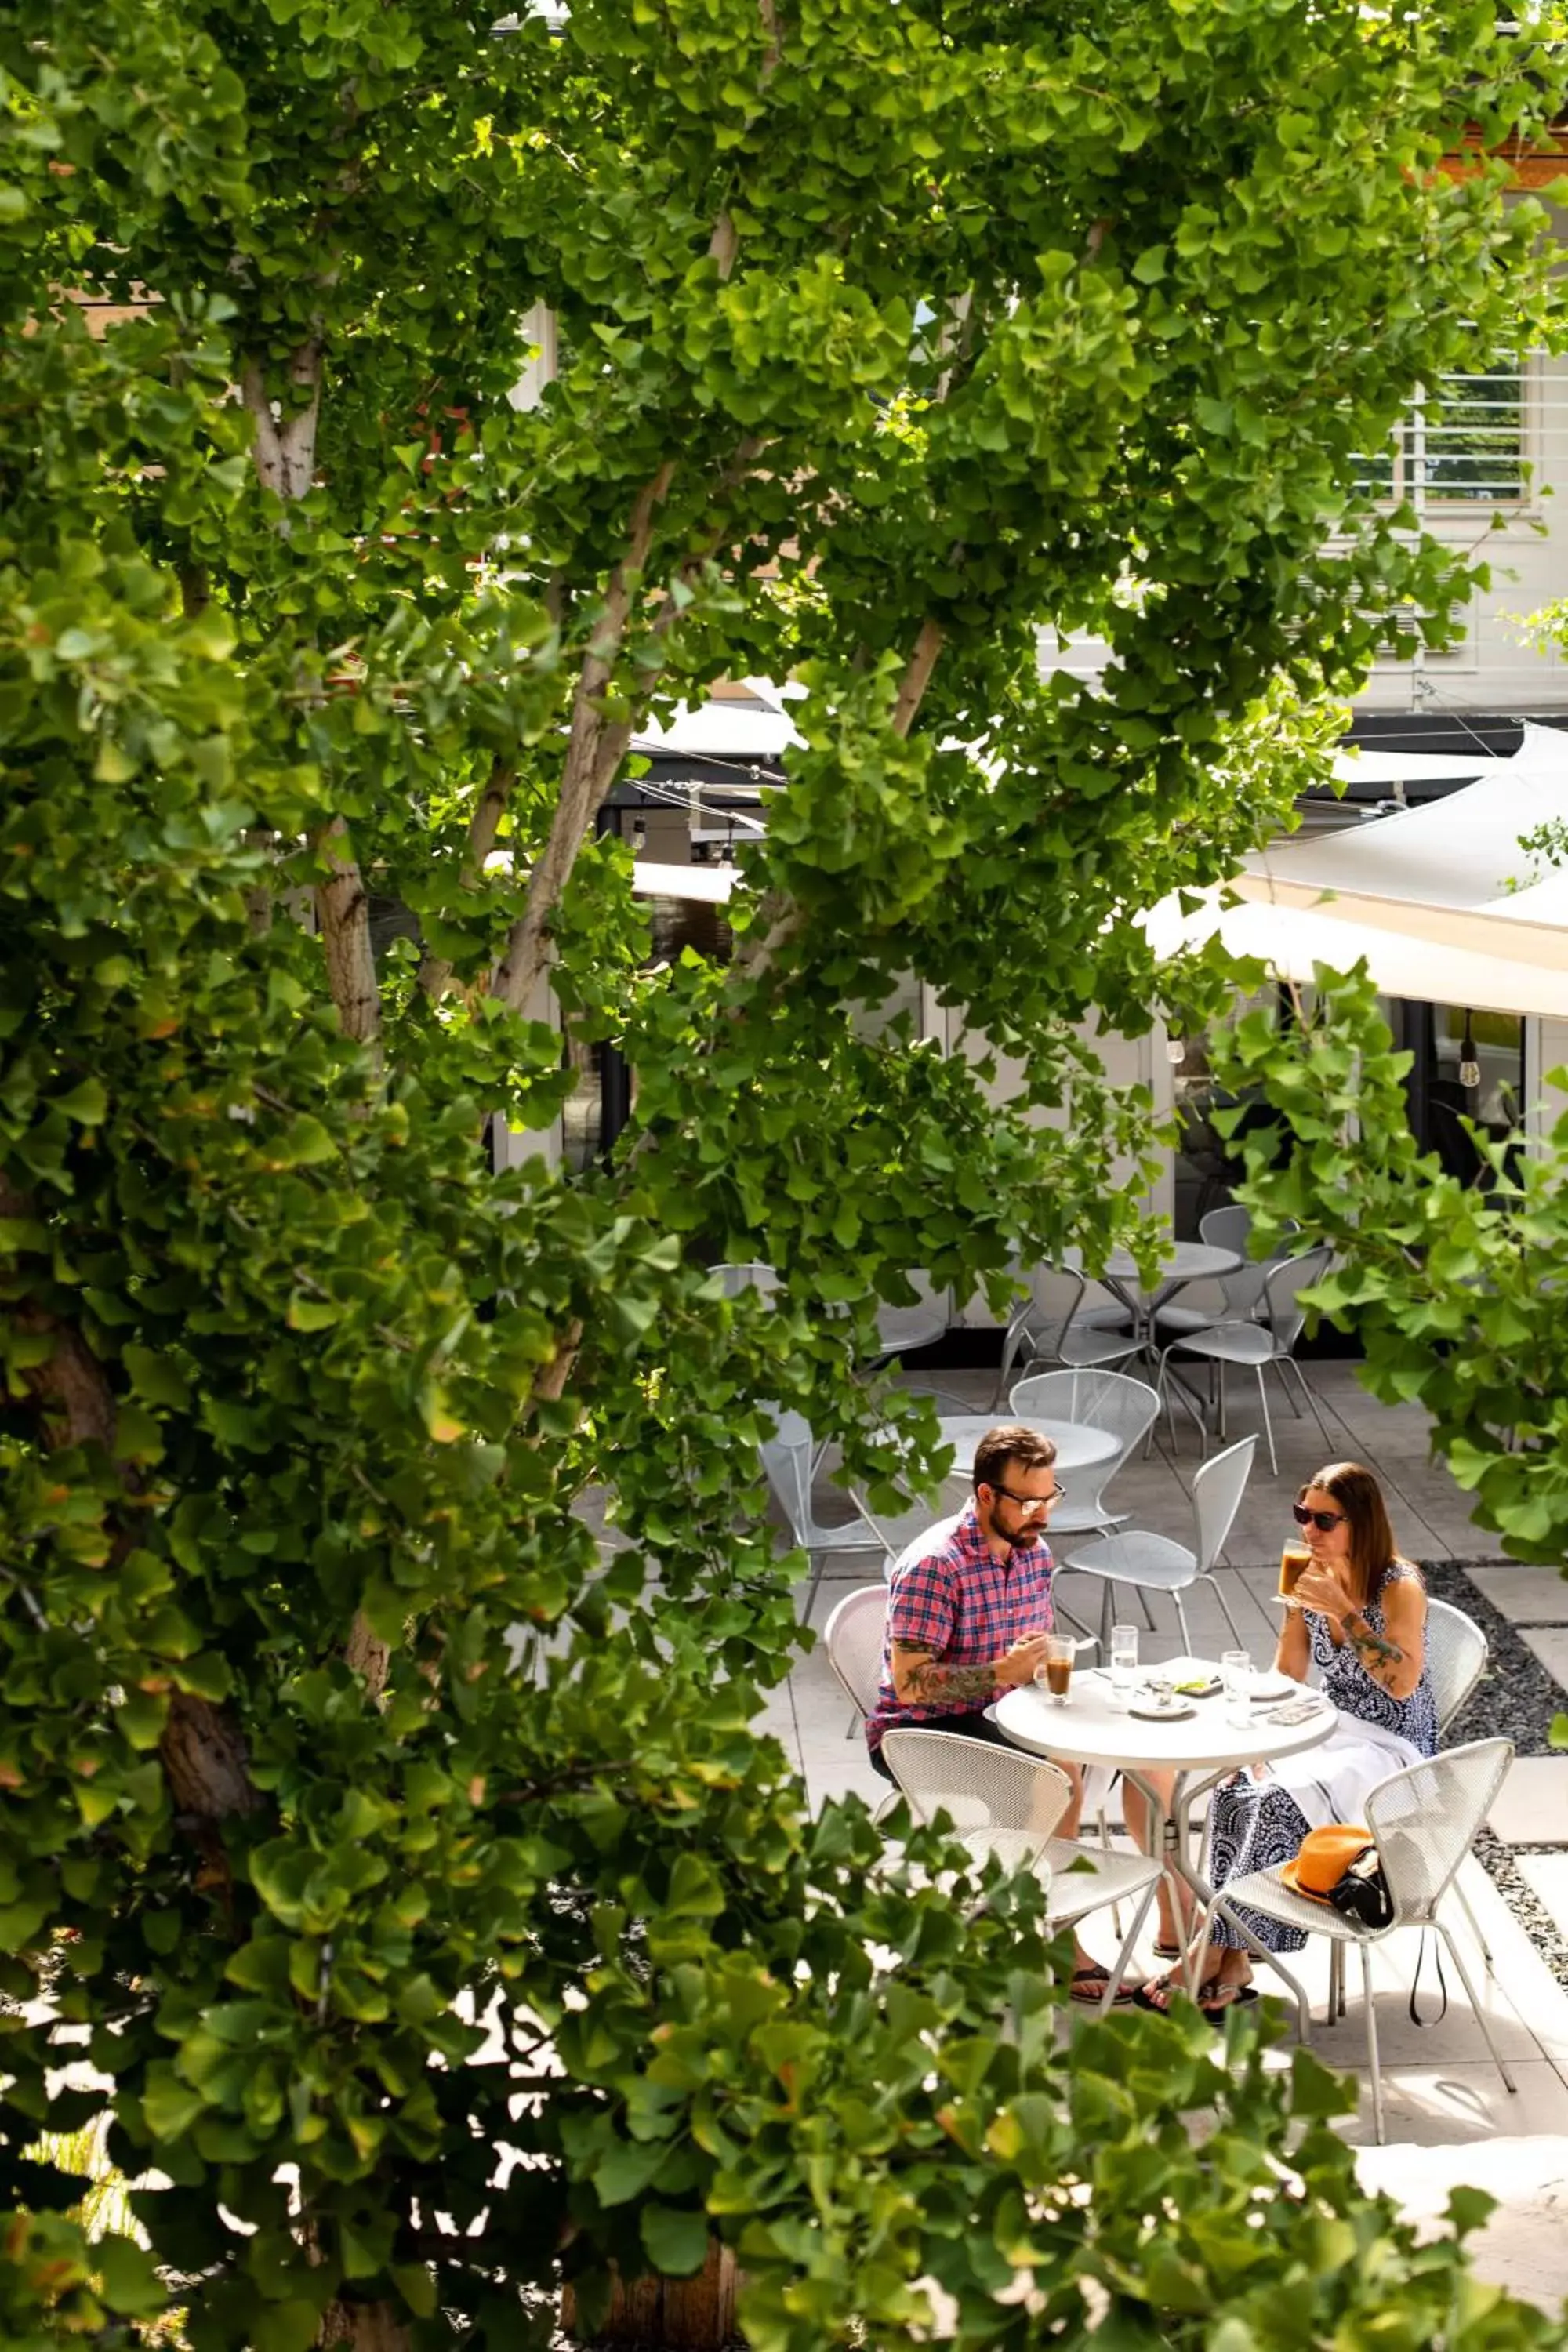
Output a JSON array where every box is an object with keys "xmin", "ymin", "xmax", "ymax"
[{"xmin": 1207, "ymin": 1561, "xmax": 1438, "ymax": 1955}]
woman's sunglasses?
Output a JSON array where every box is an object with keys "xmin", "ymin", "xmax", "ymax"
[{"xmin": 1292, "ymin": 1502, "xmax": 1346, "ymax": 1533}]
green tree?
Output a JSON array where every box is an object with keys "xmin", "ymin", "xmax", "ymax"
[{"xmin": 3, "ymin": 4, "xmax": 1567, "ymax": 2347}]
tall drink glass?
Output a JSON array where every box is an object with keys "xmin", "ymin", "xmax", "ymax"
[
  {"xmin": 1279, "ymin": 1543, "xmax": 1311, "ymax": 1605},
  {"xmin": 1109, "ymin": 1624, "xmax": 1138, "ymax": 1711}
]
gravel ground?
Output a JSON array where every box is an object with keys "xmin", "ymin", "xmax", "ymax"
[
  {"xmin": 1423, "ymin": 1559, "xmax": 1567, "ymax": 1755},
  {"xmin": 1423, "ymin": 1559, "xmax": 1568, "ymax": 1994}
]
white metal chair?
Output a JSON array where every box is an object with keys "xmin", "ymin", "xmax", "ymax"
[
  {"xmin": 1153, "ymin": 1207, "xmax": 1301, "ymax": 1340},
  {"xmin": 824, "ymin": 1584, "xmax": 891, "ymax": 1740},
  {"xmin": 759, "ymin": 1409, "xmax": 885, "ymax": 1623},
  {"xmin": 855, "ymin": 1479, "xmax": 973, "ymax": 1569},
  {"xmin": 1060, "ymin": 1436, "xmax": 1257, "ymax": 1650},
  {"xmin": 1007, "ymin": 1369, "xmax": 1161, "ymax": 1537},
  {"xmin": 879, "ymin": 1729, "xmax": 1163, "ymax": 2016},
  {"xmin": 1153, "ymin": 1248, "xmax": 1334, "ymax": 1474},
  {"xmin": 868, "ymin": 1272, "xmax": 950, "ymax": 1367},
  {"xmin": 995, "ymin": 1265, "xmax": 1141, "ymax": 1403},
  {"xmin": 1425, "ymin": 1595, "xmax": 1489, "ymax": 1730},
  {"xmin": 1207, "ymin": 1738, "xmax": 1517, "ymax": 2145}
]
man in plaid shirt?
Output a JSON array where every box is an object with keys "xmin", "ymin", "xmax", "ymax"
[
  {"xmin": 866, "ymin": 1423, "xmax": 1132, "ymax": 2004},
  {"xmin": 866, "ymin": 1422, "xmax": 1064, "ymax": 1765}
]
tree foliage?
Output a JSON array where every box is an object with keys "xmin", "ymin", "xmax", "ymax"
[{"xmin": 3, "ymin": 2, "xmax": 1567, "ymax": 2345}]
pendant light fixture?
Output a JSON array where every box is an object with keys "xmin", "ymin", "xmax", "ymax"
[{"xmin": 1457, "ymin": 1013, "xmax": 1480, "ymax": 1093}]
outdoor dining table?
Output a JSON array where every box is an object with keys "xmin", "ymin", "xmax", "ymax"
[
  {"xmin": 994, "ymin": 1661, "xmax": 1336, "ymax": 1994},
  {"xmin": 1101, "ymin": 1241, "xmax": 1240, "ymax": 1352},
  {"xmin": 933, "ymin": 1412, "xmax": 1121, "ymax": 1477}
]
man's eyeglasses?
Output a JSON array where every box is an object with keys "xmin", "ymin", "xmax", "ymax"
[
  {"xmin": 1292, "ymin": 1502, "xmax": 1346, "ymax": 1533},
  {"xmin": 992, "ymin": 1481, "xmax": 1065, "ymax": 1513}
]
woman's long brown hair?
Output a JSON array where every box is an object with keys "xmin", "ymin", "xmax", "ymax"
[{"xmin": 1299, "ymin": 1461, "xmax": 1399, "ymax": 1609}]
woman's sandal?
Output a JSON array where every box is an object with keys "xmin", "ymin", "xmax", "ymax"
[
  {"xmin": 1132, "ymin": 1973, "xmax": 1258, "ymax": 2023},
  {"xmin": 1069, "ymin": 1962, "xmax": 1134, "ymax": 2007}
]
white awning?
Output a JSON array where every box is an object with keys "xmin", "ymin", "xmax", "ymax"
[{"xmin": 1147, "ymin": 722, "xmax": 1568, "ymax": 1015}]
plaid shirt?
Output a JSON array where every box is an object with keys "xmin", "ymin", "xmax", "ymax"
[{"xmin": 865, "ymin": 1503, "xmax": 1054, "ymax": 1752}]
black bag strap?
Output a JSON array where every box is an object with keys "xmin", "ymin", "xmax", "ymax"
[{"xmin": 1408, "ymin": 1927, "xmax": 1449, "ymax": 2027}]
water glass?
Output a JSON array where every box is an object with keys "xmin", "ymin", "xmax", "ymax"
[
  {"xmin": 1221, "ymin": 1647, "xmax": 1253, "ymax": 1723},
  {"xmin": 1109, "ymin": 1623, "xmax": 1138, "ymax": 1712}
]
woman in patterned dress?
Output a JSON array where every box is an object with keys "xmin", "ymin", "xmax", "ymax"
[{"xmin": 1140, "ymin": 1461, "xmax": 1437, "ymax": 2020}]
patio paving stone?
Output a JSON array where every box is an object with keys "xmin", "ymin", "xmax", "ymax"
[
  {"xmin": 1516, "ymin": 1852, "xmax": 1568, "ymax": 1948},
  {"xmin": 1521, "ymin": 1626, "xmax": 1568, "ymax": 1687},
  {"xmin": 1466, "ymin": 1564, "xmax": 1568, "ymax": 1625},
  {"xmin": 1488, "ymin": 1757, "xmax": 1568, "ymax": 1845}
]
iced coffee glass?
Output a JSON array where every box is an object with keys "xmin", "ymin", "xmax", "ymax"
[{"xmin": 1279, "ymin": 1543, "xmax": 1310, "ymax": 1605}]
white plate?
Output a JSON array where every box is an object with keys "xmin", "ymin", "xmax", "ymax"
[
  {"xmin": 1128, "ymin": 1698, "xmax": 1196, "ymax": 1723},
  {"xmin": 1247, "ymin": 1677, "xmax": 1296, "ymax": 1704}
]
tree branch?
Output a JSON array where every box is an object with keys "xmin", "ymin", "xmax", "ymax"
[
  {"xmin": 313, "ymin": 815, "xmax": 383, "ymax": 1066},
  {"xmin": 891, "ymin": 618, "xmax": 945, "ymax": 738},
  {"xmin": 524, "ymin": 1319, "xmax": 583, "ymax": 1428},
  {"xmin": 492, "ymin": 469, "xmax": 675, "ymax": 1013},
  {"xmin": 345, "ymin": 1610, "xmax": 390, "ymax": 1700},
  {"xmin": 416, "ymin": 759, "xmax": 516, "ymax": 1003}
]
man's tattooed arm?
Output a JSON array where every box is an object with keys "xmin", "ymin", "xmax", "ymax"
[{"xmin": 892, "ymin": 1642, "xmax": 1004, "ymax": 1709}]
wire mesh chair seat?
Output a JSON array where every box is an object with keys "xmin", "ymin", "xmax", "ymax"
[
  {"xmin": 1207, "ymin": 1737, "xmax": 1515, "ymax": 2144},
  {"xmin": 879, "ymin": 1729, "xmax": 1162, "ymax": 2013},
  {"xmin": 1007, "ymin": 1369, "xmax": 1161, "ymax": 1537},
  {"xmin": 1153, "ymin": 1247, "xmax": 1334, "ymax": 1474},
  {"xmin": 1059, "ymin": 1435, "xmax": 1256, "ymax": 1651}
]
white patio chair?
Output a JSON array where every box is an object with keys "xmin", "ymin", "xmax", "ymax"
[
  {"xmin": 824, "ymin": 1585, "xmax": 889, "ymax": 1735},
  {"xmin": 1153, "ymin": 1247, "xmax": 1335, "ymax": 1474},
  {"xmin": 1321, "ymin": 1592, "xmax": 1494, "ymax": 2025},
  {"xmin": 868, "ymin": 1272, "xmax": 950, "ymax": 1367},
  {"xmin": 1008, "ymin": 1369, "xmax": 1161, "ymax": 1536},
  {"xmin": 1426, "ymin": 1595, "xmax": 1488, "ymax": 1730},
  {"xmin": 1153, "ymin": 1207, "xmax": 1301, "ymax": 1340},
  {"xmin": 759, "ymin": 1408, "xmax": 885, "ymax": 1624},
  {"xmin": 855, "ymin": 1477, "xmax": 974, "ymax": 1569},
  {"xmin": 995, "ymin": 1265, "xmax": 1141, "ymax": 1404},
  {"xmin": 879, "ymin": 1729, "xmax": 1163, "ymax": 2016},
  {"xmin": 1207, "ymin": 1738, "xmax": 1517, "ymax": 2145},
  {"xmin": 1059, "ymin": 1436, "xmax": 1256, "ymax": 1651}
]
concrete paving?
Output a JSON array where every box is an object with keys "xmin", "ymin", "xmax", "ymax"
[{"xmin": 775, "ymin": 1355, "xmax": 1568, "ymax": 2311}]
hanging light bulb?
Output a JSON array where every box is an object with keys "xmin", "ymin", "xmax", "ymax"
[
  {"xmin": 1165, "ymin": 1035, "xmax": 1187, "ymax": 1066},
  {"xmin": 1457, "ymin": 1014, "xmax": 1480, "ymax": 1092}
]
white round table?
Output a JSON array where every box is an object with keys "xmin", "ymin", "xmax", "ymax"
[
  {"xmin": 995, "ymin": 1664, "xmax": 1335, "ymax": 1990},
  {"xmin": 935, "ymin": 1413, "xmax": 1120, "ymax": 1476}
]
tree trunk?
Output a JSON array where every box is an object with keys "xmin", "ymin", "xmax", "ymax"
[
  {"xmin": 561, "ymin": 2241, "xmax": 738, "ymax": 2350},
  {"xmin": 319, "ymin": 2297, "xmax": 413, "ymax": 2352}
]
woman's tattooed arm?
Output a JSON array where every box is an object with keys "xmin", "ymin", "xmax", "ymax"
[{"xmin": 1344, "ymin": 1610, "xmax": 1404, "ymax": 1684}]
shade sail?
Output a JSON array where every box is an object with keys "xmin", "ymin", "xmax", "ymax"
[
  {"xmin": 1146, "ymin": 722, "xmax": 1568, "ymax": 1014},
  {"xmin": 1237, "ymin": 722, "xmax": 1568, "ymax": 924}
]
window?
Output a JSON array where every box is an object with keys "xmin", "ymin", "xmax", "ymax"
[{"xmin": 1355, "ymin": 364, "xmax": 1527, "ymax": 508}]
